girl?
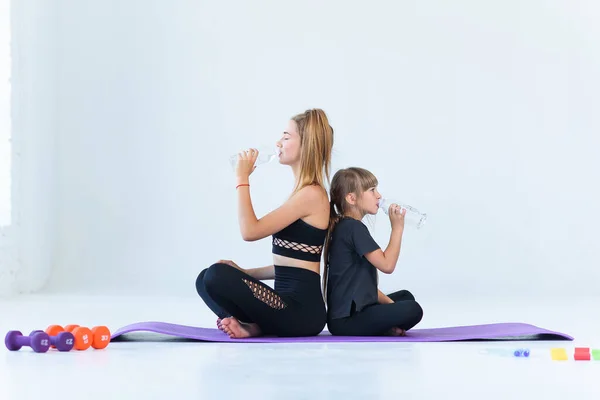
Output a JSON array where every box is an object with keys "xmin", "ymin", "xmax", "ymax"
[
  {"xmin": 323, "ymin": 167, "xmax": 423, "ymax": 336},
  {"xmin": 195, "ymin": 109, "xmax": 334, "ymax": 338}
]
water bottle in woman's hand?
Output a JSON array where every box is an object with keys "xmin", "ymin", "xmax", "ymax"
[
  {"xmin": 229, "ymin": 146, "xmax": 280, "ymax": 169},
  {"xmin": 379, "ymin": 197, "xmax": 427, "ymax": 229}
]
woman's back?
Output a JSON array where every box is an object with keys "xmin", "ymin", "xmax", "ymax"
[{"xmin": 272, "ymin": 184, "xmax": 330, "ymax": 273}]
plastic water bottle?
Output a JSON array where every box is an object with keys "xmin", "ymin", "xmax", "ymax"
[
  {"xmin": 378, "ymin": 197, "xmax": 427, "ymax": 229},
  {"xmin": 229, "ymin": 146, "xmax": 279, "ymax": 169}
]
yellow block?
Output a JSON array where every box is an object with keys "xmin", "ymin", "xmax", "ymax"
[{"xmin": 551, "ymin": 348, "xmax": 568, "ymax": 361}]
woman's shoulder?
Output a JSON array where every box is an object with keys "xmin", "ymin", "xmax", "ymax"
[
  {"xmin": 292, "ymin": 184, "xmax": 330, "ymax": 216},
  {"xmin": 293, "ymin": 183, "xmax": 328, "ymax": 202}
]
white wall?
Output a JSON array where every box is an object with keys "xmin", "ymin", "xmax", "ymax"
[
  {"xmin": 25, "ymin": 0, "xmax": 599, "ymax": 299},
  {"xmin": 0, "ymin": 0, "xmax": 57, "ymax": 297},
  {"xmin": 0, "ymin": 0, "xmax": 13, "ymax": 294},
  {"xmin": 0, "ymin": 0, "xmax": 10, "ymax": 227}
]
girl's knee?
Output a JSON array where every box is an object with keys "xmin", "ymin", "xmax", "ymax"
[
  {"xmin": 401, "ymin": 290, "xmax": 416, "ymax": 301},
  {"xmin": 409, "ymin": 301, "xmax": 424, "ymax": 323}
]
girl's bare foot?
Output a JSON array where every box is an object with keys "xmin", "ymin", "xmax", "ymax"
[
  {"xmin": 386, "ymin": 327, "xmax": 406, "ymax": 337},
  {"xmin": 220, "ymin": 317, "xmax": 262, "ymax": 339}
]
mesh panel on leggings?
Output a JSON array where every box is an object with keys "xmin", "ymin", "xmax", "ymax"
[{"xmin": 242, "ymin": 279, "xmax": 287, "ymax": 310}]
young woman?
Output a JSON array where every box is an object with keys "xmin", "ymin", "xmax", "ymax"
[
  {"xmin": 196, "ymin": 109, "xmax": 334, "ymax": 338},
  {"xmin": 323, "ymin": 167, "xmax": 423, "ymax": 336}
]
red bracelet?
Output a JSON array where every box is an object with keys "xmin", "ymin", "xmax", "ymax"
[{"xmin": 236, "ymin": 183, "xmax": 250, "ymax": 189}]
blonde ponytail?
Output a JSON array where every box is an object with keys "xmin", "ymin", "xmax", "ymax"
[{"xmin": 291, "ymin": 109, "xmax": 334, "ymax": 195}]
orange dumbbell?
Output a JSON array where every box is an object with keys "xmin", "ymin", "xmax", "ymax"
[
  {"xmin": 46, "ymin": 324, "xmax": 93, "ymax": 350},
  {"xmin": 65, "ymin": 325, "xmax": 111, "ymax": 350},
  {"xmin": 46, "ymin": 324, "xmax": 111, "ymax": 350}
]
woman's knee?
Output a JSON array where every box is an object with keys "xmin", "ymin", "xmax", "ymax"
[
  {"xmin": 195, "ymin": 269, "xmax": 208, "ymax": 296},
  {"xmin": 202, "ymin": 262, "xmax": 236, "ymax": 292}
]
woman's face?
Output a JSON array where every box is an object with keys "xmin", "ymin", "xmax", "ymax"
[{"xmin": 276, "ymin": 120, "xmax": 302, "ymax": 165}]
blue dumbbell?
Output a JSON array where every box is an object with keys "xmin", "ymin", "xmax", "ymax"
[{"xmin": 513, "ymin": 348, "xmax": 530, "ymax": 357}]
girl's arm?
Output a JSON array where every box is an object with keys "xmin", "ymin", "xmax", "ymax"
[
  {"xmin": 364, "ymin": 207, "xmax": 406, "ymax": 274},
  {"xmin": 378, "ymin": 289, "xmax": 394, "ymax": 304},
  {"xmin": 364, "ymin": 226, "xmax": 404, "ymax": 274}
]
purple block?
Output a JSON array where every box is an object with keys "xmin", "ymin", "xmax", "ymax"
[{"xmin": 110, "ymin": 321, "xmax": 573, "ymax": 343}]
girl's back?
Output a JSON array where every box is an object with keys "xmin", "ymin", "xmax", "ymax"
[
  {"xmin": 323, "ymin": 167, "xmax": 423, "ymax": 336},
  {"xmin": 326, "ymin": 217, "xmax": 380, "ymax": 321}
]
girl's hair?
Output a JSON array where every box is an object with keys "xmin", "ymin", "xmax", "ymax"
[
  {"xmin": 322, "ymin": 167, "xmax": 379, "ymax": 297},
  {"xmin": 290, "ymin": 109, "xmax": 334, "ymax": 194}
]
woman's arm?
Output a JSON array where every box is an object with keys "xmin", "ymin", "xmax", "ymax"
[
  {"xmin": 218, "ymin": 260, "xmax": 275, "ymax": 280},
  {"xmin": 236, "ymin": 183, "xmax": 325, "ymax": 242},
  {"xmin": 247, "ymin": 265, "xmax": 275, "ymax": 280},
  {"xmin": 234, "ymin": 148, "xmax": 326, "ymax": 242}
]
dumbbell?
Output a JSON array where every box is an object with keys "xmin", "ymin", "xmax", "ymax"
[
  {"xmin": 29, "ymin": 329, "xmax": 74, "ymax": 352},
  {"xmin": 50, "ymin": 324, "xmax": 110, "ymax": 350},
  {"xmin": 45, "ymin": 325, "xmax": 92, "ymax": 350},
  {"xmin": 5, "ymin": 330, "xmax": 51, "ymax": 353},
  {"xmin": 84, "ymin": 325, "xmax": 111, "ymax": 350}
]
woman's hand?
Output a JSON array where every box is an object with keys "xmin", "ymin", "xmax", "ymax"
[
  {"xmin": 235, "ymin": 148, "xmax": 259, "ymax": 183},
  {"xmin": 218, "ymin": 259, "xmax": 245, "ymax": 272}
]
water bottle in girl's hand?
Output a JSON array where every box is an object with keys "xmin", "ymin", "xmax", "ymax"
[
  {"xmin": 379, "ymin": 197, "xmax": 427, "ymax": 229},
  {"xmin": 228, "ymin": 146, "xmax": 280, "ymax": 169}
]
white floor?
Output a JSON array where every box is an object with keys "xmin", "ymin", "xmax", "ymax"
[{"xmin": 0, "ymin": 294, "xmax": 599, "ymax": 400}]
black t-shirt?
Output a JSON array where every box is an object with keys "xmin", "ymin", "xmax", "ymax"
[{"xmin": 326, "ymin": 217, "xmax": 381, "ymax": 320}]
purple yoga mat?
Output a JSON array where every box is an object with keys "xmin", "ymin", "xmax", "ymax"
[{"xmin": 111, "ymin": 322, "xmax": 573, "ymax": 343}]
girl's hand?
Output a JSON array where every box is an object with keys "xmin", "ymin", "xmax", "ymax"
[
  {"xmin": 235, "ymin": 148, "xmax": 259, "ymax": 183},
  {"xmin": 388, "ymin": 203, "xmax": 406, "ymax": 231}
]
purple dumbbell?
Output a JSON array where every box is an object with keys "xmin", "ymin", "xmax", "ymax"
[
  {"xmin": 5, "ymin": 330, "xmax": 51, "ymax": 353},
  {"xmin": 30, "ymin": 330, "xmax": 75, "ymax": 352}
]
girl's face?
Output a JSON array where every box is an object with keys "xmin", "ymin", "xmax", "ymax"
[
  {"xmin": 358, "ymin": 186, "xmax": 382, "ymax": 216},
  {"xmin": 276, "ymin": 120, "xmax": 302, "ymax": 165}
]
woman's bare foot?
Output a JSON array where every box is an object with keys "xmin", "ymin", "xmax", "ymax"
[
  {"xmin": 216, "ymin": 318, "xmax": 224, "ymax": 331},
  {"xmin": 386, "ymin": 327, "xmax": 406, "ymax": 337},
  {"xmin": 220, "ymin": 317, "xmax": 262, "ymax": 339}
]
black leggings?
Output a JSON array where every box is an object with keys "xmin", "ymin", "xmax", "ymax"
[
  {"xmin": 327, "ymin": 290, "xmax": 424, "ymax": 336},
  {"xmin": 196, "ymin": 263, "xmax": 326, "ymax": 337}
]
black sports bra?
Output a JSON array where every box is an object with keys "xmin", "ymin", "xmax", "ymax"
[{"xmin": 272, "ymin": 219, "xmax": 328, "ymax": 262}]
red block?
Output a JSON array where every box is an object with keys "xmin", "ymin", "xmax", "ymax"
[
  {"xmin": 574, "ymin": 352, "xmax": 591, "ymax": 361},
  {"xmin": 575, "ymin": 347, "xmax": 590, "ymax": 354}
]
